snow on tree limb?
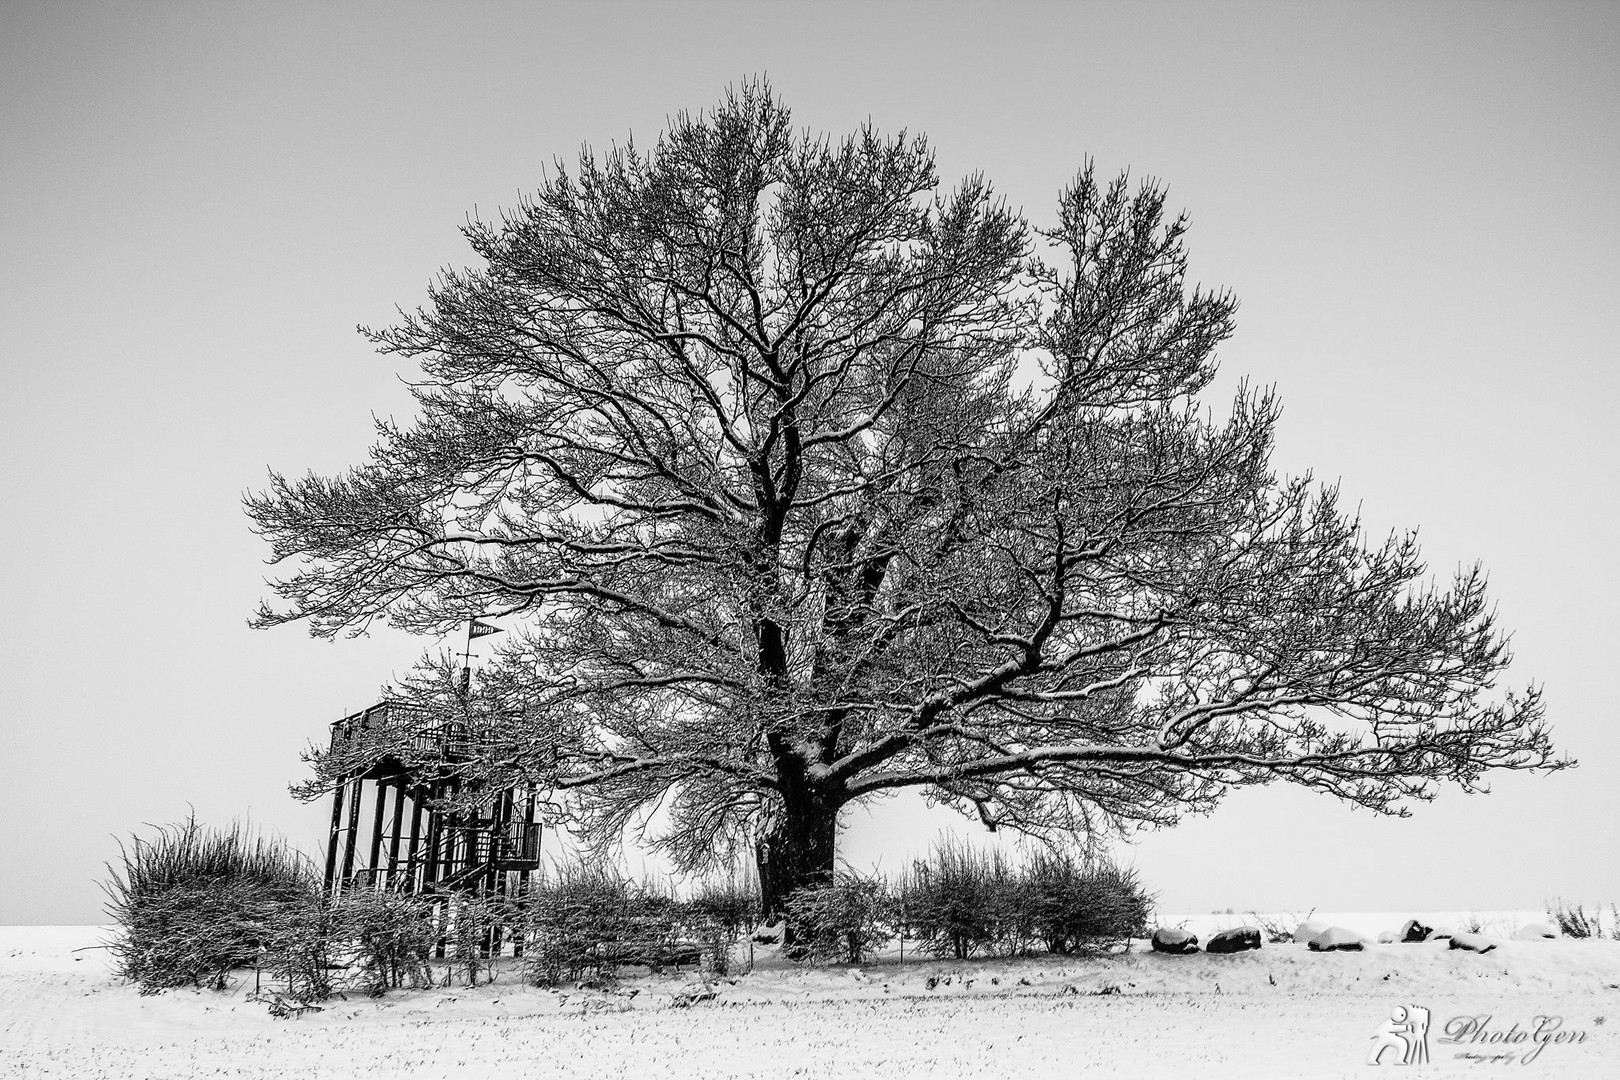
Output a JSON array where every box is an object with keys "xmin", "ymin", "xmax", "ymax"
[{"xmin": 251, "ymin": 82, "xmax": 1569, "ymax": 898}]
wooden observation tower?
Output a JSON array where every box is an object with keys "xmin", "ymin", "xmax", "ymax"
[{"xmin": 321, "ymin": 699, "xmax": 543, "ymax": 900}]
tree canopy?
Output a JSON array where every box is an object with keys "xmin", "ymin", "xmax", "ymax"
[{"xmin": 249, "ymin": 83, "xmax": 1566, "ymax": 910}]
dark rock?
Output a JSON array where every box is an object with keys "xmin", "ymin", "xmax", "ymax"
[
  {"xmin": 1307, "ymin": 927, "xmax": 1366, "ymax": 952},
  {"xmin": 1449, "ymin": 932, "xmax": 1497, "ymax": 954},
  {"xmin": 1150, "ymin": 927, "xmax": 1200, "ymax": 954},
  {"xmin": 1205, "ymin": 926, "xmax": 1263, "ymax": 954},
  {"xmin": 1400, "ymin": 919, "xmax": 1433, "ymax": 943}
]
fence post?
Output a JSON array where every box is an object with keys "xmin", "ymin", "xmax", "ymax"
[{"xmin": 898, "ymin": 881, "xmax": 905, "ymax": 964}]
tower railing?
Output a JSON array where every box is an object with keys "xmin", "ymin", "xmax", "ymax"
[{"xmin": 322, "ymin": 700, "xmax": 542, "ymax": 899}]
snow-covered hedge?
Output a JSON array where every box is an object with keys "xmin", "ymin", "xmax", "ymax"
[
  {"xmin": 899, "ymin": 842, "xmax": 1151, "ymax": 960},
  {"xmin": 103, "ymin": 817, "xmax": 316, "ymax": 993},
  {"xmin": 779, "ymin": 842, "xmax": 1154, "ymax": 964}
]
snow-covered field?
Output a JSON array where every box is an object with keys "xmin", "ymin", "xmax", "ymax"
[{"xmin": 4, "ymin": 919, "xmax": 1619, "ymax": 1079}]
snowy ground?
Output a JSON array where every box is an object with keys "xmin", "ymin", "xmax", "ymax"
[{"xmin": 4, "ymin": 918, "xmax": 1619, "ymax": 1079}]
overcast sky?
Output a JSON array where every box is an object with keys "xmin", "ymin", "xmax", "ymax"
[{"xmin": 2, "ymin": 1, "xmax": 1616, "ymax": 925}]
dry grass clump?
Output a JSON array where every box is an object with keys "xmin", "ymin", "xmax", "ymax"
[
  {"xmin": 1549, "ymin": 898, "xmax": 1609, "ymax": 939},
  {"xmin": 1246, "ymin": 909, "xmax": 1313, "ymax": 943}
]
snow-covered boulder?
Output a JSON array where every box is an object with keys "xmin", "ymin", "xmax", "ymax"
[
  {"xmin": 1294, "ymin": 919, "xmax": 1328, "ymax": 944},
  {"xmin": 752, "ymin": 922, "xmax": 783, "ymax": 944},
  {"xmin": 1206, "ymin": 926, "xmax": 1262, "ymax": 954},
  {"xmin": 1426, "ymin": 926, "xmax": 1455, "ymax": 941},
  {"xmin": 1307, "ymin": 926, "xmax": 1366, "ymax": 952},
  {"xmin": 1150, "ymin": 927, "xmax": 1200, "ymax": 954},
  {"xmin": 1377, "ymin": 929, "xmax": 1398, "ymax": 944},
  {"xmin": 1450, "ymin": 932, "xmax": 1498, "ymax": 954},
  {"xmin": 1513, "ymin": 922, "xmax": 1559, "ymax": 941},
  {"xmin": 1400, "ymin": 919, "xmax": 1434, "ymax": 943}
]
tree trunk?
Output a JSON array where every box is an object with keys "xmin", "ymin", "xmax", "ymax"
[{"xmin": 755, "ymin": 792, "xmax": 840, "ymax": 922}]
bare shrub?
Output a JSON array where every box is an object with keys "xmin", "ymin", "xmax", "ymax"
[
  {"xmin": 337, "ymin": 889, "xmax": 436, "ymax": 993},
  {"xmin": 103, "ymin": 816, "xmax": 315, "ymax": 993},
  {"xmin": 783, "ymin": 874, "xmax": 893, "ymax": 964},
  {"xmin": 902, "ymin": 839, "xmax": 1006, "ymax": 959},
  {"xmin": 260, "ymin": 893, "xmax": 341, "ymax": 1002},
  {"xmin": 1021, "ymin": 854, "xmax": 1151, "ymax": 954},
  {"xmin": 683, "ymin": 876, "xmax": 762, "ymax": 940},
  {"xmin": 680, "ymin": 876, "xmax": 759, "ymax": 976},
  {"xmin": 440, "ymin": 891, "xmax": 511, "ymax": 987},
  {"xmin": 518, "ymin": 862, "xmax": 684, "ymax": 985}
]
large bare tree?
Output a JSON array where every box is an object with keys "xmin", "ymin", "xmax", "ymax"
[{"xmin": 249, "ymin": 84, "xmax": 1566, "ymax": 913}]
